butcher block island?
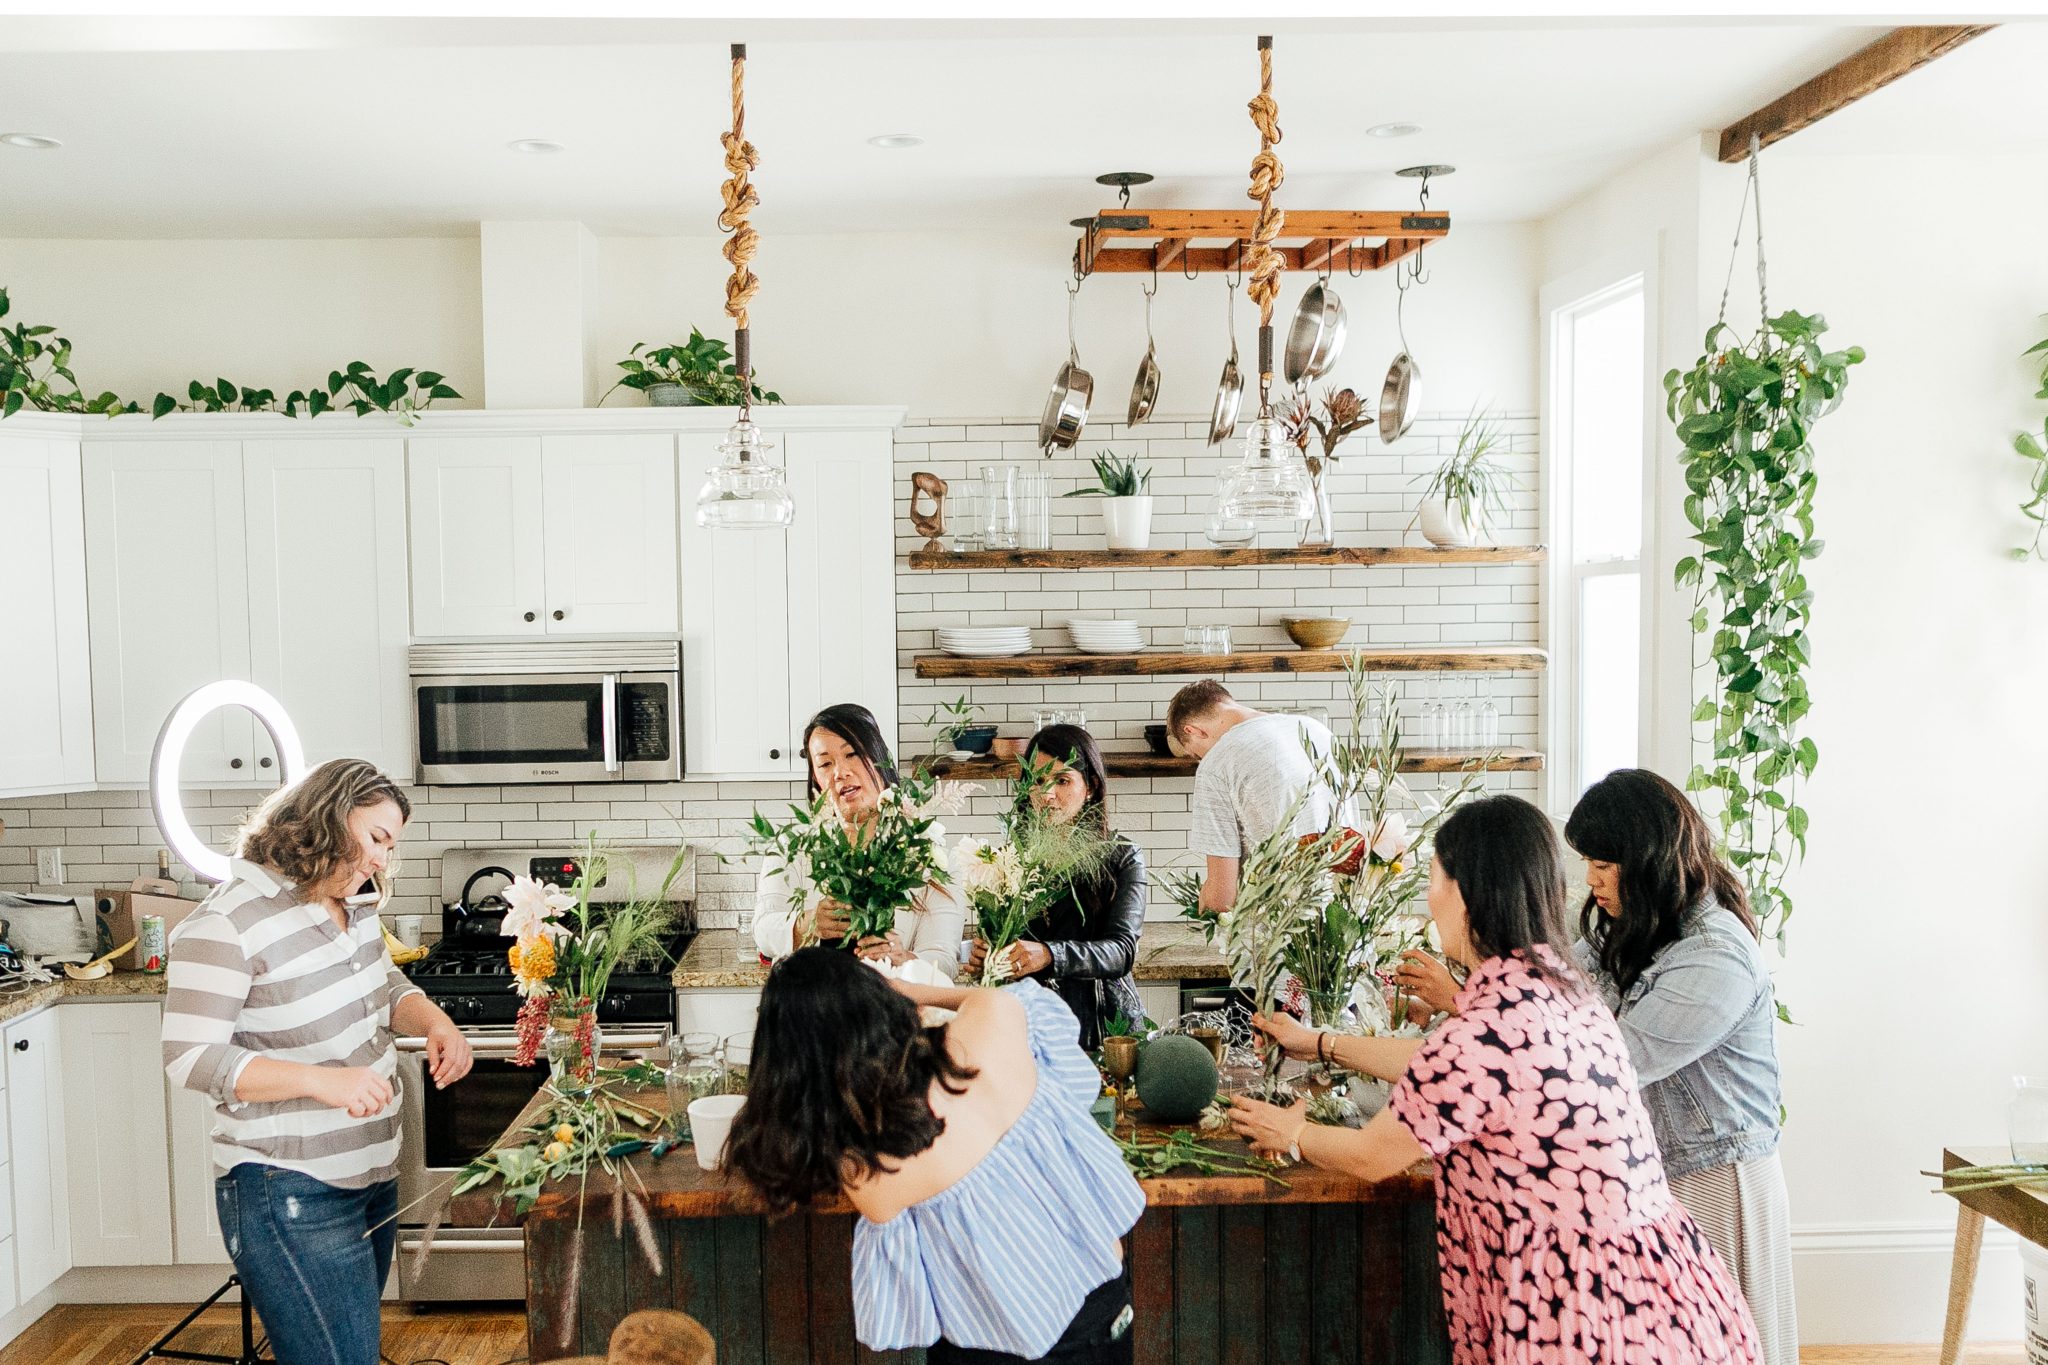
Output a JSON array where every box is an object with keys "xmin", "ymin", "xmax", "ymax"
[{"xmin": 447, "ymin": 1073, "xmax": 1449, "ymax": 1364}]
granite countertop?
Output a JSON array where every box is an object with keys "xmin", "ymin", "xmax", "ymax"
[
  {"xmin": 672, "ymin": 923, "xmax": 1227, "ymax": 989},
  {"xmin": 0, "ymin": 969, "xmax": 168, "ymax": 1027}
]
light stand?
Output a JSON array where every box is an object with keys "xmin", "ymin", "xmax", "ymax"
[{"xmin": 128, "ymin": 1274, "xmax": 267, "ymax": 1364}]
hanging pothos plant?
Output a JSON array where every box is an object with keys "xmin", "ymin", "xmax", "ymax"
[
  {"xmin": 1665, "ymin": 145, "xmax": 1863, "ymax": 968},
  {"xmin": 2008, "ymin": 323, "xmax": 2048, "ymax": 561}
]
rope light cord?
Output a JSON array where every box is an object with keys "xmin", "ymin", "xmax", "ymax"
[
  {"xmin": 1244, "ymin": 35, "xmax": 1285, "ymax": 403},
  {"xmin": 718, "ymin": 42, "xmax": 761, "ymax": 400}
]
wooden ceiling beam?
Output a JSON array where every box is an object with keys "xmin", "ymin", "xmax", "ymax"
[{"xmin": 1717, "ymin": 24, "xmax": 1993, "ymax": 162}]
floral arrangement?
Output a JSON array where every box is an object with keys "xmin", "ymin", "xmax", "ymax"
[
  {"xmin": 954, "ymin": 759, "xmax": 1115, "ymax": 985},
  {"xmin": 1276, "ymin": 386, "xmax": 1372, "ymax": 477},
  {"xmin": 740, "ymin": 767, "xmax": 954, "ymax": 947},
  {"xmin": 1172, "ymin": 655, "xmax": 1495, "ymax": 1094},
  {"xmin": 504, "ymin": 840, "xmax": 685, "ymax": 1070}
]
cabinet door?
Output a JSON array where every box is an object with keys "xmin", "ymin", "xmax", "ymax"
[
  {"xmin": 540, "ymin": 434, "xmax": 679, "ymax": 634},
  {"xmin": 5, "ymin": 1008, "xmax": 70, "ymax": 1301},
  {"xmin": 784, "ymin": 430, "xmax": 899, "ymax": 764},
  {"xmin": 406, "ymin": 437, "xmax": 545, "ymax": 637},
  {"xmin": 167, "ymin": 1072, "xmax": 230, "ymax": 1265},
  {"xmin": 83, "ymin": 441, "xmax": 253, "ymax": 784},
  {"xmin": 0, "ymin": 433, "xmax": 94, "ymax": 797},
  {"xmin": 243, "ymin": 438, "xmax": 412, "ymax": 774},
  {"xmin": 59, "ymin": 1003, "xmax": 173, "ymax": 1266},
  {"xmin": 678, "ymin": 432, "xmax": 793, "ymax": 778}
]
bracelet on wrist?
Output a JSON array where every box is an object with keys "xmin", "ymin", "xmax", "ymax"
[{"xmin": 1316, "ymin": 1031, "xmax": 1331, "ymax": 1065}]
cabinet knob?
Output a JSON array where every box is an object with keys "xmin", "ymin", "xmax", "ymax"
[
  {"xmin": 259, "ymin": 757, "xmax": 272, "ymax": 769},
  {"xmin": 769, "ymin": 748, "xmax": 781, "ymax": 760},
  {"xmin": 12, "ymin": 1039, "xmax": 26, "ymax": 1052},
  {"xmin": 524, "ymin": 611, "xmax": 537, "ymax": 623},
  {"xmin": 230, "ymin": 757, "xmax": 244, "ymax": 770},
  {"xmin": 553, "ymin": 609, "xmax": 566, "ymax": 621}
]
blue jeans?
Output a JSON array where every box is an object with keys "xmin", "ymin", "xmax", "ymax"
[{"xmin": 214, "ymin": 1164, "xmax": 397, "ymax": 1365}]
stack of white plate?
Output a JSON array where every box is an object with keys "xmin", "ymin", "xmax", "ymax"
[
  {"xmin": 1065, "ymin": 619, "xmax": 1146, "ymax": 654},
  {"xmin": 937, "ymin": 625, "xmax": 1033, "ymax": 657}
]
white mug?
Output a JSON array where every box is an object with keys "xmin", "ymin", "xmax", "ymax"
[{"xmin": 688, "ymin": 1094, "xmax": 748, "ymax": 1171}]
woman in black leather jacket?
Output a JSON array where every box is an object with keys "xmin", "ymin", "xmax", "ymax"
[{"xmin": 966, "ymin": 724, "xmax": 1147, "ymax": 1049}]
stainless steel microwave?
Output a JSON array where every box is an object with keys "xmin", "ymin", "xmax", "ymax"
[{"xmin": 408, "ymin": 642, "xmax": 681, "ymax": 785}]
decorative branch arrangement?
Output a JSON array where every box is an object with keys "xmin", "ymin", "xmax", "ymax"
[
  {"xmin": 2009, "ymin": 320, "xmax": 2048, "ymax": 561},
  {"xmin": 0, "ymin": 287, "xmax": 460, "ymax": 422}
]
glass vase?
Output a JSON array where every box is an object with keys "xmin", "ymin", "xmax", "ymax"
[
  {"xmin": 1298, "ymin": 464, "xmax": 1335, "ymax": 547},
  {"xmin": 544, "ymin": 997, "xmax": 602, "ymax": 1085},
  {"xmin": 2011, "ymin": 1075, "xmax": 2048, "ymax": 1165}
]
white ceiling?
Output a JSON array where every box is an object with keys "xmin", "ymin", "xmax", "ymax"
[{"xmin": 0, "ymin": 16, "xmax": 2033, "ymax": 240}]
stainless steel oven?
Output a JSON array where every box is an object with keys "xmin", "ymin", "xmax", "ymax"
[
  {"xmin": 395, "ymin": 1023, "xmax": 671, "ymax": 1301},
  {"xmin": 409, "ymin": 642, "xmax": 681, "ymax": 785}
]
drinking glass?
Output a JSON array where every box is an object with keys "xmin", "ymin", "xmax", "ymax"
[
  {"xmin": 1017, "ymin": 469, "xmax": 1052, "ymax": 550},
  {"xmin": 1451, "ymin": 699, "xmax": 1474, "ymax": 749},
  {"xmin": 1053, "ymin": 708, "xmax": 1088, "ymax": 731},
  {"xmin": 981, "ymin": 464, "xmax": 1020, "ymax": 550},
  {"xmin": 1183, "ymin": 625, "xmax": 1231, "ymax": 655},
  {"xmin": 2011, "ymin": 1076, "xmax": 2048, "ymax": 1164},
  {"xmin": 722, "ymin": 1032, "xmax": 755, "ymax": 1096},
  {"xmin": 665, "ymin": 1033, "xmax": 724, "ymax": 1139},
  {"xmin": 951, "ymin": 478, "xmax": 986, "ymax": 552}
]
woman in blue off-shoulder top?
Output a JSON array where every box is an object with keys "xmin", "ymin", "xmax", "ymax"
[{"xmin": 720, "ymin": 945, "xmax": 1146, "ymax": 1363}]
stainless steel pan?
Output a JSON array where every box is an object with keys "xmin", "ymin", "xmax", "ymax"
[
  {"xmin": 1127, "ymin": 279, "xmax": 1161, "ymax": 426},
  {"xmin": 1284, "ymin": 277, "xmax": 1347, "ymax": 384},
  {"xmin": 1039, "ymin": 279, "xmax": 1093, "ymax": 452},
  {"xmin": 1379, "ymin": 265, "xmax": 1422, "ymax": 443},
  {"xmin": 1208, "ymin": 279, "xmax": 1244, "ymax": 447}
]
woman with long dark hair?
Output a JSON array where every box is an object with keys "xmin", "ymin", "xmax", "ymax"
[
  {"xmin": 720, "ymin": 947, "xmax": 1146, "ymax": 1363},
  {"xmin": 1230, "ymin": 795, "xmax": 1759, "ymax": 1365},
  {"xmin": 753, "ymin": 702, "xmax": 963, "ymax": 974},
  {"xmin": 963, "ymin": 724, "xmax": 1146, "ymax": 1048}
]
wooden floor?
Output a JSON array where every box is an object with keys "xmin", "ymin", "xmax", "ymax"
[{"xmin": 0, "ymin": 1304, "xmax": 2027, "ymax": 1365}]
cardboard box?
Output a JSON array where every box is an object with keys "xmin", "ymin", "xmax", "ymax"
[{"xmin": 95, "ymin": 880, "xmax": 202, "ymax": 969}]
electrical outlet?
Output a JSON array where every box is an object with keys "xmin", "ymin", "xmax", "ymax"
[{"xmin": 35, "ymin": 848, "xmax": 64, "ymax": 885}]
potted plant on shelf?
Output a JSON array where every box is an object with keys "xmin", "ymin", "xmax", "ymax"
[
  {"xmin": 1063, "ymin": 450, "xmax": 1154, "ymax": 551},
  {"xmin": 1412, "ymin": 407, "xmax": 1513, "ymax": 547},
  {"xmin": 924, "ymin": 695, "xmax": 996, "ymax": 759},
  {"xmin": 600, "ymin": 329, "xmax": 782, "ymax": 407}
]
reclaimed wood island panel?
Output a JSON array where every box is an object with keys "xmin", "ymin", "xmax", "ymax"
[{"xmin": 453, "ymin": 1084, "xmax": 1450, "ymax": 1364}]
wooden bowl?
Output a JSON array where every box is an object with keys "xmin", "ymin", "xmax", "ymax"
[
  {"xmin": 991, "ymin": 737, "xmax": 1025, "ymax": 759},
  {"xmin": 1282, "ymin": 616, "xmax": 1351, "ymax": 649}
]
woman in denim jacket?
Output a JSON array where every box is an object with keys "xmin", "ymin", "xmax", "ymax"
[{"xmin": 1399, "ymin": 768, "xmax": 1795, "ymax": 1365}]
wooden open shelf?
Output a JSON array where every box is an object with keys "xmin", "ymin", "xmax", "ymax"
[
  {"xmin": 930, "ymin": 748, "xmax": 1544, "ymax": 781},
  {"xmin": 913, "ymin": 646, "xmax": 1547, "ymax": 680},
  {"xmin": 1074, "ymin": 208, "xmax": 1449, "ymax": 277},
  {"xmin": 907, "ymin": 545, "xmax": 1546, "ymax": 571}
]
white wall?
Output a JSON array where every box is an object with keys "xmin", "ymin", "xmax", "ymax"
[
  {"xmin": 1543, "ymin": 139, "xmax": 2048, "ymax": 1344},
  {"xmin": 0, "ymin": 238, "xmax": 485, "ymax": 407}
]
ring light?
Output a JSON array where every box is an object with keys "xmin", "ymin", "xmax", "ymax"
[{"xmin": 150, "ymin": 680, "xmax": 308, "ymax": 884}]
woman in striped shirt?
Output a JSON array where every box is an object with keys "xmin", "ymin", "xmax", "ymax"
[
  {"xmin": 720, "ymin": 946, "xmax": 1146, "ymax": 1363},
  {"xmin": 162, "ymin": 759, "xmax": 472, "ymax": 1365}
]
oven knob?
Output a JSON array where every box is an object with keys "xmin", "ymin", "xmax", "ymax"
[
  {"xmin": 524, "ymin": 611, "xmax": 537, "ymax": 622},
  {"xmin": 603, "ymin": 996, "xmax": 627, "ymax": 1016}
]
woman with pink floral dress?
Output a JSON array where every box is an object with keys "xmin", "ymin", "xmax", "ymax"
[{"xmin": 1231, "ymin": 794, "xmax": 1759, "ymax": 1365}]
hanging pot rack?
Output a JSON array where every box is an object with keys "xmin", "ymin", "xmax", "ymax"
[{"xmin": 1072, "ymin": 208, "xmax": 1449, "ymax": 278}]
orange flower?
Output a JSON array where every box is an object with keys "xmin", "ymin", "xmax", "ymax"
[
  {"xmin": 510, "ymin": 935, "xmax": 557, "ymax": 990},
  {"xmin": 1299, "ymin": 828, "xmax": 1367, "ymax": 877}
]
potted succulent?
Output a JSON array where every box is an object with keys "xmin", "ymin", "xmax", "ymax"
[
  {"xmin": 925, "ymin": 696, "xmax": 996, "ymax": 758},
  {"xmin": 600, "ymin": 329, "xmax": 781, "ymax": 408},
  {"xmin": 1413, "ymin": 407, "xmax": 1514, "ymax": 547},
  {"xmin": 1063, "ymin": 450, "xmax": 1154, "ymax": 550}
]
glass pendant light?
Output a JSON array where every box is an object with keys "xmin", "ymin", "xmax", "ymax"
[
  {"xmin": 695, "ymin": 42, "xmax": 793, "ymax": 531},
  {"xmin": 1218, "ymin": 413, "xmax": 1313, "ymax": 523}
]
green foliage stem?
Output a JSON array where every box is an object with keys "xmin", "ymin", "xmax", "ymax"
[
  {"xmin": 2009, "ymin": 323, "xmax": 2048, "ymax": 562},
  {"xmin": 1665, "ymin": 308, "xmax": 1862, "ymax": 950}
]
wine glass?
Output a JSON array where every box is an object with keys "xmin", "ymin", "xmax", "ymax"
[
  {"xmin": 1100, "ymin": 1036, "xmax": 1139, "ymax": 1125},
  {"xmin": 1479, "ymin": 674, "xmax": 1501, "ymax": 749}
]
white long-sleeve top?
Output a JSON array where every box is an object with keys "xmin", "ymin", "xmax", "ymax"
[{"xmin": 752, "ymin": 820, "xmax": 964, "ymax": 974}]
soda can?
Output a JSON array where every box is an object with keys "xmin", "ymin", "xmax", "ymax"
[{"xmin": 139, "ymin": 915, "xmax": 167, "ymax": 974}]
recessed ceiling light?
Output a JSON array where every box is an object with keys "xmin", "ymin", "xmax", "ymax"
[
  {"xmin": 1366, "ymin": 123, "xmax": 1422, "ymax": 139},
  {"xmin": 1, "ymin": 133, "xmax": 62, "ymax": 151},
  {"xmin": 507, "ymin": 138, "xmax": 565, "ymax": 155},
  {"xmin": 867, "ymin": 134, "xmax": 923, "ymax": 150}
]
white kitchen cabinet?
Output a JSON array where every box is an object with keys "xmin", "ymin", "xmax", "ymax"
[
  {"xmin": 539, "ymin": 434, "xmax": 678, "ymax": 634},
  {"xmin": 0, "ymin": 429, "xmax": 95, "ymax": 797},
  {"xmin": 4, "ymin": 1006, "xmax": 70, "ymax": 1303},
  {"xmin": 409, "ymin": 434, "xmax": 678, "ymax": 638},
  {"xmin": 59, "ymin": 1002, "xmax": 174, "ymax": 1267},
  {"xmin": 679, "ymin": 425, "xmax": 897, "ymax": 779},
  {"xmin": 82, "ymin": 440, "xmax": 253, "ymax": 785},
  {"xmin": 242, "ymin": 438, "xmax": 412, "ymax": 774},
  {"xmin": 675, "ymin": 988, "xmax": 763, "ymax": 1042},
  {"xmin": 167, "ymin": 1080, "xmax": 230, "ymax": 1265}
]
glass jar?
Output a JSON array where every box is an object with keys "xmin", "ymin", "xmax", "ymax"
[
  {"xmin": 1017, "ymin": 468, "xmax": 1052, "ymax": 550},
  {"xmin": 544, "ymin": 997, "xmax": 601, "ymax": 1084},
  {"xmin": 951, "ymin": 478, "xmax": 986, "ymax": 552},
  {"xmin": 981, "ymin": 464, "xmax": 1019, "ymax": 550},
  {"xmin": 2011, "ymin": 1075, "xmax": 2048, "ymax": 1164}
]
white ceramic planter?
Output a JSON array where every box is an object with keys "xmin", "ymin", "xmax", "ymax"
[
  {"xmin": 1417, "ymin": 495, "xmax": 1479, "ymax": 548},
  {"xmin": 1101, "ymin": 494, "xmax": 1154, "ymax": 551}
]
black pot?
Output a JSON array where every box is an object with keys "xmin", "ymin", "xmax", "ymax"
[
  {"xmin": 954, "ymin": 725, "xmax": 999, "ymax": 755},
  {"xmin": 1143, "ymin": 724, "xmax": 1173, "ymax": 757}
]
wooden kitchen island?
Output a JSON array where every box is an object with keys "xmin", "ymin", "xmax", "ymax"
[{"xmin": 451, "ymin": 1077, "xmax": 1449, "ymax": 1365}]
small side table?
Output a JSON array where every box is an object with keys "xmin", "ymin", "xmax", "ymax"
[{"xmin": 1939, "ymin": 1146, "xmax": 2048, "ymax": 1365}]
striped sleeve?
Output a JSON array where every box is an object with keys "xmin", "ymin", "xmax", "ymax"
[{"xmin": 163, "ymin": 909, "xmax": 258, "ymax": 1104}]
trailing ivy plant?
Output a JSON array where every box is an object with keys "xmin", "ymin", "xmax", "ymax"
[
  {"xmin": 1666, "ymin": 308, "xmax": 1862, "ymax": 959},
  {"xmin": 2009, "ymin": 323, "xmax": 2048, "ymax": 562},
  {"xmin": 0, "ymin": 287, "xmax": 460, "ymax": 424}
]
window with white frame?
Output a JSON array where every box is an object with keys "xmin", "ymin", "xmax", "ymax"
[{"xmin": 1546, "ymin": 274, "xmax": 1648, "ymax": 803}]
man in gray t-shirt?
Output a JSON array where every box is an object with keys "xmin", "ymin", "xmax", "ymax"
[{"xmin": 1167, "ymin": 679, "xmax": 1357, "ymax": 915}]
